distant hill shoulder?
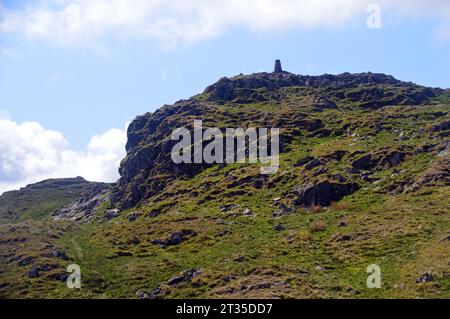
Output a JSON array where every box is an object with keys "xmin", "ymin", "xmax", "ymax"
[{"xmin": 0, "ymin": 177, "xmax": 111, "ymax": 224}]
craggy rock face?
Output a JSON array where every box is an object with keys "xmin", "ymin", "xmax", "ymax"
[
  {"xmin": 111, "ymin": 71, "xmax": 446, "ymax": 209},
  {"xmin": 112, "ymin": 101, "xmax": 213, "ymax": 208}
]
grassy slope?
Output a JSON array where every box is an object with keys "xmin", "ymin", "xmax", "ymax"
[{"xmin": 0, "ymin": 86, "xmax": 449, "ymax": 299}]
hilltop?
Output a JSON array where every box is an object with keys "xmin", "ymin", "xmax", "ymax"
[{"xmin": 0, "ymin": 65, "xmax": 449, "ymax": 299}]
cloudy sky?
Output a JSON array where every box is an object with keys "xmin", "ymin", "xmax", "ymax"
[{"xmin": 1, "ymin": 0, "xmax": 450, "ymax": 193}]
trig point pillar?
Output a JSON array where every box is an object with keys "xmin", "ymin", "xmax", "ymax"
[{"xmin": 274, "ymin": 59, "xmax": 283, "ymax": 73}]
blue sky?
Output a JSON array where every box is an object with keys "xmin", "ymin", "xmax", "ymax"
[{"xmin": 0, "ymin": 0, "xmax": 450, "ymax": 192}]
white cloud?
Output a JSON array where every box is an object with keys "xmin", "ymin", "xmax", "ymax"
[
  {"xmin": 0, "ymin": 117, "xmax": 127, "ymax": 194},
  {"xmin": 0, "ymin": 108, "xmax": 9, "ymax": 120},
  {"xmin": 1, "ymin": 0, "xmax": 450, "ymax": 48}
]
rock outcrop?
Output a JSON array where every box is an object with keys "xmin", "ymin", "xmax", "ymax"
[
  {"xmin": 52, "ymin": 184, "xmax": 112, "ymax": 222},
  {"xmin": 292, "ymin": 180, "xmax": 359, "ymax": 207},
  {"xmin": 204, "ymin": 71, "xmax": 441, "ymax": 105},
  {"xmin": 0, "ymin": 177, "xmax": 111, "ymax": 223},
  {"xmin": 111, "ymin": 71, "xmax": 441, "ymax": 209}
]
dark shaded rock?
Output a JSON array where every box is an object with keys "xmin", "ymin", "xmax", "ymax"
[
  {"xmin": 167, "ymin": 232, "xmax": 183, "ymax": 245},
  {"xmin": 47, "ymin": 273, "xmax": 68, "ymax": 282},
  {"xmin": 273, "ymin": 224, "xmax": 286, "ymax": 231},
  {"xmin": 127, "ymin": 237, "xmax": 141, "ymax": 245},
  {"xmin": 272, "ymin": 207, "xmax": 294, "ymax": 218},
  {"xmin": 309, "ymin": 128, "xmax": 332, "ymax": 138},
  {"xmin": 37, "ymin": 263, "xmax": 58, "ymax": 272},
  {"xmin": 352, "ymin": 154, "xmax": 375, "ymax": 171},
  {"xmin": 325, "ymin": 150, "xmax": 347, "ymax": 161},
  {"xmin": 18, "ymin": 256, "xmax": 35, "ymax": 267},
  {"xmin": 51, "ymin": 250, "xmax": 69, "ymax": 260},
  {"xmin": 167, "ymin": 269, "xmax": 200, "ymax": 286},
  {"xmin": 220, "ymin": 204, "xmax": 241, "ymax": 212},
  {"xmin": 167, "ymin": 276, "xmax": 184, "ymax": 286},
  {"xmin": 223, "ymin": 275, "xmax": 236, "ymax": 283},
  {"xmin": 105, "ymin": 208, "xmax": 120, "ymax": 221},
  {"xmin": 352, "ymin": 150, "xmax": 407, "ymax": 171},
  {"xmin": 28, "ymin": 267, "xmax": 40, "ymax": 278},
  {"xmin": 149, "ymin": 210, "xmax": 160, "ymax": 218},
  {"xmin": 382, "ymin": 151, "xmax": 406, "ymax": 167},
  {"xmin": 294, "ymin": 156, "xmax": 315, "ymax": 167},
  {"xmin": 216, "ymin": 229, "xmax": 231, "ymax": 237},
  {"xmin": 440, "ymin": 232, "xmax": 450, "ymax": 243},
  {"xmin": 304, "ymin": 159, "xmax": 324, "ymax": 170},
  {"xmin": 292, "ymin": 180, "xmax": 359, "ymax": 207},
  {"xmin": 429, "ymin": 119, "xmax": 450, "ymax": 133},
  {"xmin": 416, "ymin": 271, "xmax": 433, "ymax": 283},
  {"xmin": 152, "ymin": 230, "xmax": 196, "ymax": 248},
  {"xmin": 117, "ymin": 251, "xmax": 133, "ymax": 257},
  {"xmin": 338, "ymin": 221, "xmax": 348, "ymax": 227},
  {"xmin": 136, "ymin": 289, "xmax": 156, "ymax": 300},
  {"xmin": 127, "ymin": 211, "xmax": 142, "ymax": 222}
]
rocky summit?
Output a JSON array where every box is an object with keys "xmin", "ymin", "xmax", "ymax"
[{"xmin": 0, "ymin": 65, "xmax": 449, "ymax": 299}]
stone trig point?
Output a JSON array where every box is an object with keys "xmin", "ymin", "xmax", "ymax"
[{"xmin": 274, "ymin": 59, "xmax": 283, "ymax": 73}]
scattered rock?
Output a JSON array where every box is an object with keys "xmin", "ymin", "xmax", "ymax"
[
  {"xmin": 272, "ymin": 208, "xmax": 292, "ymax": 218},
  {"xmin": 292, "ymin": 180, "xmax": 359, "ymax": 207},
  {"xmin": 18, "ymin": 256, "xmax": 35, "ymax": 267},
  {"xmin": 304, "ymin": 158, "xmax": 324, "ymax": 171},
  {"xmin": 233, "ymin": 255, "xmax": 246, "ymax": 262},
  {"xmin": 50, "ymin": 250, "xmax": 69, "ymax": 260},
  {"xmin": 429, "ymin": 119, "xmax": 450, "ymax": 133},
  {"xmin": 332, "ymin": 233, "xmax": 352, "ymax": 242},
  {"xmin": 28, "ymin": 267, "xmax": 40, "ymax": 278},
  {"xmin": 294, "ymin": 156, "xmax": 315, "ymax": 168},
  {"xmin": 242, "ymin": 208, "xmax": 254, "ymax": 217},
  {"xmin": 117, "ymin": 251, "xmax": 133, "ymax": 257},
  {"xmin": 216, "ymin": 230, "xmax": 231, "ymax": 237},
  {"xmin": 36, "ymin": 263, "xmax": 58, "ymax": 272},
  {"xmin": 47, "ymin": 273, "xmax": 68, "ymax": 282},
  {"xmin": 416, "ymin": 271, "xmax": 433, "ymax": 283},
  {"xmin": 352, "ymin": 150, "xmax": 407, "ymax": 171},
  {"xmin": 167, "ymin": 269, "xmax": 200, "ymax": 286},
  {"xmin": 273, "ymin": 224, "xmax": 286, "ymax": 232},
  {"xmin": 105, "ymin": 208, "xmax": 120, "ymax": 221},
  {"xmin": 223, "ymin": 275, "xmax": 237, "ymax": 283},
  {"xmin": 152, "ymin": 230, "xmax": 196, "ymax": 248},
  {"xmin": 352, "ymin": 154, "xmax": 374, "ymax": 171},
  {"xmin": 341, "ymin": 235, "xmax": 352, "ymax": 241},
  {"xmin": 127, "ymin": 237, "xmax": 141, "ymax": 245},
  {"xmin": 53, "ymin": 185, "xmax": 111, "ymax": 222},
  {"xmin": 136, "ymin": 289, "xmax": 156, "ymax": 300},
  {"xmin": 338, "ymin": 221, "xmax": 348, "ymax": 227},
  {"xmin": 440, "ymin": 232, "xmax": 450, "ymax": 243},
  {"xmin": 220, "ymin": 204, "xmax": 240, "ymax": 212},
  {"xmin": 149, "ymin": 210, "xmax": 160, "ymax": 218},
  {"xmin": 127, "ymin": 211, "xmax": 142, "ymax": 222}
]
